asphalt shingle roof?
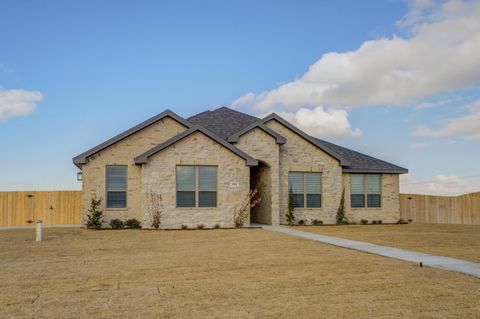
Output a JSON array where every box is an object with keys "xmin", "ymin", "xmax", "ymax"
[
  {"xmin": 311, "ymin": 137, "xmax": 407, "ymax": 173},
  {"xmin": 187, "ymin": 107, "xmax": 258, "ymax": 139},
  {"xmin": 189, "ymin": 107, "xmax": 407, "ymax": 173}
]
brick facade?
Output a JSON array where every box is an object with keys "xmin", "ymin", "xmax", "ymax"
[{"xmin": 79, "ymin": 112, "xmax": 402, "ymax": 227}]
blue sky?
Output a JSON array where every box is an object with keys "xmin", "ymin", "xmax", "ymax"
[{"xmin": 1, "ymin": 0, "xmax": 479, "ymax": 194}]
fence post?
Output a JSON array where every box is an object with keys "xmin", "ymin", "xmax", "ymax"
[{"xmin": 36, "ymin": 220, "xmax": 43, "ymax": 242}]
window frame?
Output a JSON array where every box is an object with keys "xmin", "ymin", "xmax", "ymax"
[
  {"xmin": 288, "ymin": 172, "xmax": 322, "ymax": 208},
  {"xmin": 176, "ymin": 165, "xmax": 218, "ymax": 208},
  {"xmin": 105, "ymin": 165, "xmax": 128, "ymax": 209},
  {"xmin": 350, "ymin": 174, "xmax": 382, "ymax": 208}
]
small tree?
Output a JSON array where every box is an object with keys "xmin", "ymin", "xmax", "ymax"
[
  {"xmin": 286, "ymin": 188, "xmax": 296, "ymax": 226},
  {"xmin": 85, "ymin": 196, "xmax": 103, "ymax": 229},
  {"xmin": 234, "ymin": 189, "xmax": 261, "ymax": 227},
  {"xmin": 336, "ymin": 189, "xmax": 348, "ymax": 225},
  {"xmin": 146, "ymin": 190, "xmax": 163, "ymax": 229}
]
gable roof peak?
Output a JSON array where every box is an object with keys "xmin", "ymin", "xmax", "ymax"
[
  {"xmin": 72, "ymin": 109, "xmax": 191, "ymax": 169},
  {"xmin": 187, "ymin": 106, "xmax": 258, "ymax": 139},
  {"xmin": 135, "ymin": 125, "xmax": 258, "ymax": 166}
]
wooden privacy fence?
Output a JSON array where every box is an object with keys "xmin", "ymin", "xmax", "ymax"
[
  {"xmin": 400, "ymin": 192, "xmax": 480, "ymax": 225},
  {"xmin": 0, "ymin": 191, "xmax": 82, "ymax": 227}
]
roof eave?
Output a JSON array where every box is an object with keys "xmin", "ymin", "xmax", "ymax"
[
  {"xmin": 261, "ymin": 113, "xmax": 350, "ymax": 166},
  {"xmin": 72, "ymin": 109, "xmax": 191, "ymax": 169},
  {"xmin": 227, "ymin": 122, "xmax": 287, "ymax": 145},
  {"xmin": 134, "ymin": 125, "xmax": 258, "ymax": 167},
  {"xmin": 342, "ymin": 168, "xmax": 409, "ymax": 174}
]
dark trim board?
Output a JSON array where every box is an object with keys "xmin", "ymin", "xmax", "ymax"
[
  {"xmin": 343, "ymin": 168, "xmax": 408, "ymax": 174},
  {"xmin": 260, "ymin": 113, "xmax": 350, "ymax": 166},
  {"xmin": 73, "ymin": 110, "xmax": 191, "ymax": 169},
  {"xmin": 134, "ymin": 125, "xmax": 258, "ymax": 167},
  {"xmin": 228, "ymin": 121, "xmax": 286, "ymax": 144}
]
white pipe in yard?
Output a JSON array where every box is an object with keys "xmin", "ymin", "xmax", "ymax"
[{"xmin": 36, "ymin": 220, "xmax": 43, "ymax": 242}]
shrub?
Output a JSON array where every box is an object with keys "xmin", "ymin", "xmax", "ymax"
[
  {"xmin": 311, "ymin": 219, "xmax": 323, "ymax": 226},
  {"xmin": 234, "ymin": 189, "xmax": 261, "ymax": 227},
  {"xmin": 378, "ymin": 220, "xmax": 383, "ymax": 224},
  {"xmin": 286, "ymin": 188, "xmax": 296, "ymax": 226},
  {"xmin": 85, "ymin": 196, "xmax": 103, "ymax": 229},
  {"xmin": 336, "ymin": 189, "xmax": 348, "ymax": 225},
  {"xmin": 146, "ymin": 190, "xmax": 163, "ymax": 229},
  {"xmin": 109, "ymin": 219, "xmax": 124, "ymax": 229},
  {"xmin": 125, "ymin": 219, "xmax": 141, "ymax": 229},
  {"xmin": 361, "ymin": 219, "xmax": 369, "ymax": 225},
  {"xmin": 213, "ymin": 223, "xmax": 220, "ymax": 229},
  {"xmin": 397, "ymin": 218, "xmax": 409, "ymax": 224},
  {"xmin": 181, "ymin": 224, "xmax": 188, "ymax": 230},
  {"xmin": 297, "ymin": 219, "xmax": 305, "ymax": 225},
  {"xmin": 197, "ymin": 224, "xmax": 205, "ymax": 230},
  {"xmin": 372, "ymin": 220, "xmax": 378, "ymax": 225}
]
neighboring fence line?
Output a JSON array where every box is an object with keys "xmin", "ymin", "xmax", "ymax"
[
  {"xmin": 2, "ymin": 190, "xmax": 480, "ymax": 227},
  {"xmin": 400, "ymin": 192, "xmax": 480, "ymax": 225},
  {"xmin": 0, "ymin": 191, "xmax": 82, "ymax": 227}
]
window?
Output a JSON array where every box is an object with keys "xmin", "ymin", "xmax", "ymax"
[
  {"xmin": 288, "ymin": 172, "xmax": 322, "ymax": 208},
  {"xmin": 176, "ymin": 165, "xmax": 217, "ymax": 207},
  {"xmin": 106, "ymin": 166, "xmax": 127, "ymax": 208},
  {"xmin": 350, "ymin": 174, "xmax": 381, "ymax": 208}
]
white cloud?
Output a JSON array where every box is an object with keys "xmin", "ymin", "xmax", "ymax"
[
  {"xmin": 410, "ymin": 142, "xmax": 427, "ymax": 149},
  {"xmin": 233, "ymin": 0, "xmax": 480, "ymax": 112},
  {"xmin": 400, "ymin": 174, "xmax": 480, "ymax": 195},
  {"xmin": 396, "ymin": 0, "xmax": 439, "ymax": 29},
  {"xmin": 0, "ymin": 88, "xmax": 43, "ymax": 121},
  {"xmin": 413, "ymin": 99, "xmax": 480, "ymax": 140},
  {"xmin": 267, "ymin": 106, "xmax": 362, "ymax": 137},
  {"xmin": 414, "ymin": 102, "xmax": 439, "ymax": 110}
]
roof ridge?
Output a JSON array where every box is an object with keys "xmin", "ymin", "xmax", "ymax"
[{"xmin": 212, "ymin": 106, "xmax": 259, "ymax": 118}]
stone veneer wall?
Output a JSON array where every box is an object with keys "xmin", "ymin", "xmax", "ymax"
[
  {"xmin": 265, "ymin": 120, "xmax": 344, "ymax": 224},
  {"xmin": 343, "ymin": 173, "xmax": 400, "ymax": 223},
  {"xmin": 141, "ymin": 131, "xmax": 250, "ymax": 229},
  {"xmin": 80, "ymin": 117, "xmax": 187, "ymax": 225},
  {"xmin": 236, "ymin": 128, "xmax": 280, "ymax": 225}
]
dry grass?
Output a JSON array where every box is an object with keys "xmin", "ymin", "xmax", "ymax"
[
  {"xmin": 292, "ymin": 223, "xmax": 480, "ymax": 262},
  {"xmin": 0, "ymin": 227, "xmax": 479, "ymax": 318}
]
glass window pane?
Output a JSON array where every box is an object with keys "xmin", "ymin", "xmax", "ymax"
[
  {"xmin": 177, "ymin": 191, "xmax": 195, "ymax": 207},
  {"xmin": 293, "ymin": 194, "xmax": 304, "ymax": 208},
  {"xmin": 351, "ymin": 194, "xmax": 365, "ymax": 208},
  {"xmin": 199, "ymin": 191, "xmax": 217, "ymax": 207},
  {"xmin": 199, "ymin": 166, "xmax": 217, "ymax": 191},
  {"xmin": 350, "ymin": 174, "xmax": 364, "ymax": 194},
  {"xmin": 306, "ymin": 194, "xmax": 321, "ymax": 208},
  {"xmin": 107, "ymin": 166, "xmax": 127, "ymax": 191},
  {"xmin": 177, "ymin": 166, "xmax": 195, "ymax": 191},
  {"xmin": 306, "ymin": 173, "xmax": 321, "ymax": 194},
  {"xmin": 288, "ymin": 173, "xmax": 304, "ymax": 194},
  {"xmin": 367, "ymin": 175, "xmax": 381, "ymax": 194},
  {"xmin": 367, "ymin": 194, "xmax": 381, "ymax": 207},
  {"xmin": 107, "ymin": 191, "xmax": 126, "ymax": 208}
]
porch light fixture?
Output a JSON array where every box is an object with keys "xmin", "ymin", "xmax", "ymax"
[{"xmin": 77, "ymin": 172, "xmax": 83, "ymax": 181}]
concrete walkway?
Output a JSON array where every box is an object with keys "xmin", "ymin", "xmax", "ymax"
[{"xmin": 263, "ymin": 225, "xmax": 480, "ymax": 278}]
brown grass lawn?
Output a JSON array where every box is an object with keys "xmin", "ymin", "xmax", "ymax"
[
  {"xmin": 0, "ymin": 228, "xmax": 479, "ymax": 319},
  {"xmin": 292, "ymin": 223, "xmax": 480, "ymax": 263}
]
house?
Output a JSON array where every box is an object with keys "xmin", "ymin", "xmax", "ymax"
[{"xmin": 73, "ymin": 107, "xmax": 407, "ymax": 228}]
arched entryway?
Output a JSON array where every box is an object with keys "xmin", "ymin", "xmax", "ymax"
[{"xmin": 250, "ymin": 161, "xmax": 272, "ymax": 224}]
